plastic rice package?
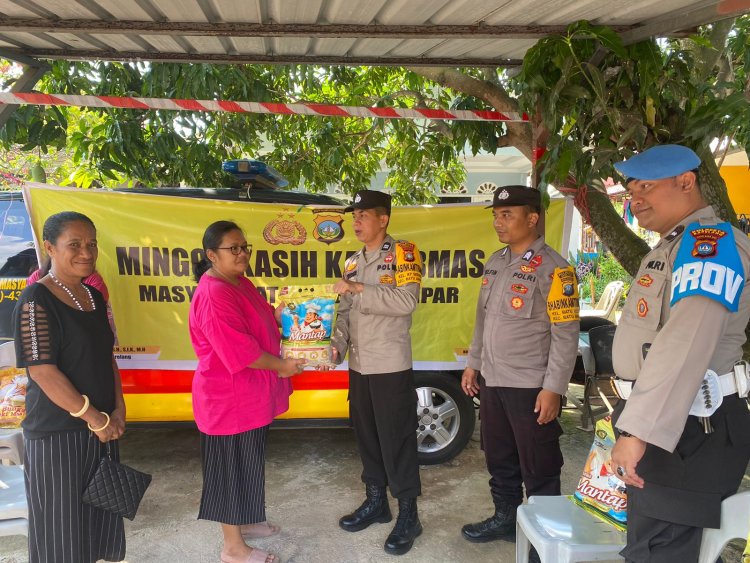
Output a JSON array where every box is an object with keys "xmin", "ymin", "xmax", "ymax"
[
  {"xmin": 0, "ymin": 367, "xmax": 27, "ymax": 428},
  {"xmin": 280, "ymin": 285, "xmax": 337, "ymax": 369},
  {"xmin": 573, "ymin": 415, "xmax": 627, "ymax": 526}
]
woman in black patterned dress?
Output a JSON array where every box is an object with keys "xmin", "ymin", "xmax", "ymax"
[{"xmin": 14, "ymin": 211, "xmax": 126, "ymax": 563}]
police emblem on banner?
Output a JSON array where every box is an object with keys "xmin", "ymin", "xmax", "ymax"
[
  {"xmin": 263, "ymin": 214, "xmax": 307, "ymax": 245},
  {"xmin": 312, "ymin": 214, "xmax": 344, "ymax": 245},
  {"xmin": 690, "ymin": 227, "xmax": 726, "ymax": 259}
]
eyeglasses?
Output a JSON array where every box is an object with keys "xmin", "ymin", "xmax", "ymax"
[{"xmin": 214, "ymin": 244, "xmax": 253, "ymax": 255}]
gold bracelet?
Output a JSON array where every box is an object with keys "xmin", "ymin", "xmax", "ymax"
[
  {"xmin": 69, "ymin": 394, "xmax": 90, "ymax": 418},
  {"xmin": 87, "ymin": 412, "xmax": 110, "ymax": 432}
]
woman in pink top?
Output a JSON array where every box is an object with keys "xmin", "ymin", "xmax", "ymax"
[{"xmin": 189, "ymin": 220, "xmax": 305, "ymax": 563}]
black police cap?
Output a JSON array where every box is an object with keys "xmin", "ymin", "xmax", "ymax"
[
  {"xmin": 345, "ymin": 190, "xmax": 392, "ymax": 214},
  {"xmin": 486, "ymin": 185, "xmax": 542, "ymax": 211}
]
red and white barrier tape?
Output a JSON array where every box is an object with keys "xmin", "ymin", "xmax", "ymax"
[{"xmin": 0, "ymin": 92, "xmax": 528, "ymax": 122}]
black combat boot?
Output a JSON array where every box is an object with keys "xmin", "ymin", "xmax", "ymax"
[
  {"xmin": 461, "ymin": 499, "xmax": 517, "ymax": 543},
  {"xmin": 384, "ymin": 497, "xmax": 422, "ymax": 555},
  {"xmin": 339, "ymin": 484, "xmax": 392, "ymax": 532}
]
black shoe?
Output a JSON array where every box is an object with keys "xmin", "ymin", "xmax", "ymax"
[
  {"xmin": 528, "ymin": 546, "xmax": 541, "ymax": 563},
  {"xmin": 384, "ymin": 498, "xmax": 422, "ymax": 556},
  {"xmin": 339, "ymin": 484, "xmax": 392, "ymax": 532},
  {"xmin": 461, "ymin": 501, "xmax": 517, "ymax": 543}
]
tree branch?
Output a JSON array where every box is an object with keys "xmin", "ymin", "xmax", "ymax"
[{"xmin": 407, "ymin": 66, "xmax": 533, "ymax": 159}]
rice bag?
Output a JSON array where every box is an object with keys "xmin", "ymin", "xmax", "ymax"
[
  {"xmin": 573, "ymin": 416, "xmax": 627, "ymax": 525},
  {"xmin": 0, "ymin": 367, "xmax": 27, "ymax": 428},
  {"xmin": 280, "ymin": 285, "xmax": 337, "ymax": 369}
]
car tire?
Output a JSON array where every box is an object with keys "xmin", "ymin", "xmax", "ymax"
[{"xmin": 414, "ymin": 371, "xmax": 476, "ymax": 465}]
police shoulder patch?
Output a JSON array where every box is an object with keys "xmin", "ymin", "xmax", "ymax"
[
  {"xmin": 394, "ymin": 241, "xmax": 423, "ymax": 286},
  {"xmin": 670, "ymin": 222, "xmax": 744, "ymax": 312},
  {"xmin": 546, "ymin": 266, "xmax": 580, "ymax": 324}
]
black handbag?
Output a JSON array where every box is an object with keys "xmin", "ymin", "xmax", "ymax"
[{"xmin": 82, "ymin": 442, "xmax": 152, "ymax": 521}]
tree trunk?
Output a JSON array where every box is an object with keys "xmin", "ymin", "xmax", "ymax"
[
  {"xmin": 581, "ymin": 189, "xmax": 650, "ymax": 276},
  {"xmin": 696, "ymin": 149, "xmax": 738, "ymax": 225}
]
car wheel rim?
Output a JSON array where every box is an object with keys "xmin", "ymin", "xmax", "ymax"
[{"xmin": 415, "ymin": 386, "xmax": 460, "ymax": 454}]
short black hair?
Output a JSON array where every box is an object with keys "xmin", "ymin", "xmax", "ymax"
[
  {"xmin": 42, "ymin": 211, "xmax": 96, "ymax": 245},
  {"xmin": 193, "ymin": 220, "xmax": 243, "ymax": 281}
]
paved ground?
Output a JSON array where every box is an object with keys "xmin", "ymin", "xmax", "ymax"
[{"xmin": 1, "ymin": 401, "xmax": 748, "ymax": 563}]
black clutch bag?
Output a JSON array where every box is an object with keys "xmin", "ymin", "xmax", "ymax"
[{"xmin": 82, "ymin": 443, "xmax": 152, "ymax": 521}]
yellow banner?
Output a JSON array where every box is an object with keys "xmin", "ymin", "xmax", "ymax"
[{"xmin": 24, "ymin": 186, "xmax": 565, "ymax": 369}]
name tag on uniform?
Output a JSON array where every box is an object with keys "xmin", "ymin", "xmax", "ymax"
[{"xmin": 671, "ymin": 222, "xmax": 744, "ymax": 312}]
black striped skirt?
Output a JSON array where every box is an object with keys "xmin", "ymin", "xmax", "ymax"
[
  {"xmin": 24, "ymin": 430, "xmax": 126, "ymax": 563},
  {"xmin": 198, "ymin": 425, "xmax": 269, "ymax": 525}
]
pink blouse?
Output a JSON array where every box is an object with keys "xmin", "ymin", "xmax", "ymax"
[{"xmin": 189, "ymin": 275, "xmax": 292, "ymax": 435}]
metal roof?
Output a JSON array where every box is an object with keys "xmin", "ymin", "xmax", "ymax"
[{"xmin": 0, "ymin": 0, "xmax": 746, "ymax": 67}]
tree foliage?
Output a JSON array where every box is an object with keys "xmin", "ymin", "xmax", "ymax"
[{"xmin": 0, "ymin": 17, "xmax": 748, "ymax": 274}]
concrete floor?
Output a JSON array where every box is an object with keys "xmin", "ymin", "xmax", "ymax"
[{"xmin": 1, "ymin": 406, "xmax": 748, "ymax": 563}]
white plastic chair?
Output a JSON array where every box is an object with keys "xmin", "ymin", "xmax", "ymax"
[
  {"xmin": 0, "ymin": 464, "xmax": 28, "ymax": 537},
  {"xmin": 0, "ymin": 429, "xmax": 23, "ymax": 465},
  {"xmin": 580, "ymin": 281, "xmax": 625, "ymax": 323},
  {"xmin": 515, "ymin": 496, "xmax": 626, "ymax": 562},
  {"xmin": 698, "ymin": 491, "xmax": 750, "ymax": 563},
  {"xmin": 0, "ymin": 342, "xmax": 24, "ymax": 465}
]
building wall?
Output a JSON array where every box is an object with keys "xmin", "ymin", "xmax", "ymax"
[{"xmin": 721, "ymin": 165, "xmax": 750, "ymax": 216}]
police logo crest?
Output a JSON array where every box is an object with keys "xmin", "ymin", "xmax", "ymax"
[
  {"xmin": 312, "ymin": 214, "xmax": 345, "ymax": 245},
  {"xmin": 263, "ymin": 214, "xmax": 307, "ymax": 245},
  {"xmin": 690, "ymin": 227, "xmax": 725, "ymax": 259}
]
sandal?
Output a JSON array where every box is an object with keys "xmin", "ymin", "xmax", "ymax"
[{"xmin": 221, "ymin": 549, "xmax": 280, "ymax": 563}]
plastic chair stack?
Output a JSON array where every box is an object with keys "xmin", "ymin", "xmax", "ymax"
[
  {"xmin": 698, "ymin": 490, "xmax": 750, "ymax": 563},
  {"xmin": 0, "ymin": 340, "xmax": 28, "ymax": 537},
  {"xmin": 580, "ymin": 281, "xmax": 625, "ymax": 323},
  {"xmin": 515, "ymin": 496, "xmax": 626, "ymax": 562}
]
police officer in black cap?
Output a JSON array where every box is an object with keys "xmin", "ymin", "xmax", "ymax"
[
  {"xmin": 461, "ymin": 185, "xmax": 580, "ymax": 544},
  {"xmin": 331, "ymin": 189, "xmax": 424, "ymax": 556}
]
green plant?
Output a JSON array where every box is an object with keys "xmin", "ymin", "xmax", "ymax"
[{"xmin": 577, "ymin": 252, "xmax": 632, "ymax": 307}]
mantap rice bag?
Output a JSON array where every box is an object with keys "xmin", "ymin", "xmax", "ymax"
[
  {"xmin": 0, "ymin": 367, "xmax": 27, "ymax": 428},
  {"xmin": 574, "ymin": 416, "xmax": 627, "ymax": 525},
  {"xmin": 280, "ymin": 285, "xmax": 337, "ymax": 369}
]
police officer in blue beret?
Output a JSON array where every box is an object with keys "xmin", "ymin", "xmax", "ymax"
[{"xmin": 610, "ymin": 145, "xmax": 750, "ymax": 561}]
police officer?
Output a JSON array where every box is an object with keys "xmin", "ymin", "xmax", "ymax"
[
  {"xmin": 610, "ymin": 144, "xmax": 750, "ymax": 562},
  {"xmin": 331, "ymin": 189, "xmax": 423, "ymax": 556},
  {"xmin": 461, "ymin": 185, "xmax": 580, "ymax": 543}
]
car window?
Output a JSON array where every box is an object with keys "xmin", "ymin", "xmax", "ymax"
[
  {"xmin": 0, "ymin": 197, "xmax": 36, "ymax": 276},
  {"xmin": 0, "ymin": 195, "xmax": 36, "ymax": 341}
]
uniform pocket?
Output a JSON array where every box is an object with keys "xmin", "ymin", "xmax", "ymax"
[
  {"xmin": 499, "ymin": 288, "xmax": 537, "ymax": 319},
  {"xmin": 531, "ymin": 419, "xmax": 564, "ymax": 475},
  {"xmin": 726, "ymin": 410, "xmax": 750, "ymax": 447},
  {"xmin": 620, "ymin": 272, "xmax": 667, "ymax": 331}
]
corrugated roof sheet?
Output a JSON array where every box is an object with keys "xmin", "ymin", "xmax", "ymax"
[{"xmin": 0, "ymin": 0, "xmax": 746, "ymax": 66}]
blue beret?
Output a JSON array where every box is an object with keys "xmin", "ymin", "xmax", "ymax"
[{"xmin": 614, "ymin": 145, "xmax": 701, "ymax": 181}]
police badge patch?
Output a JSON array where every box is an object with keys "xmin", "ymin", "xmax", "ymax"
[
  {"xmin": 671, "ymin": 222, "xmax": 744, "ymax": 312},
  {"xmin": 690, "ymin": 227, "xmax": 726, "ymax": 258}
]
